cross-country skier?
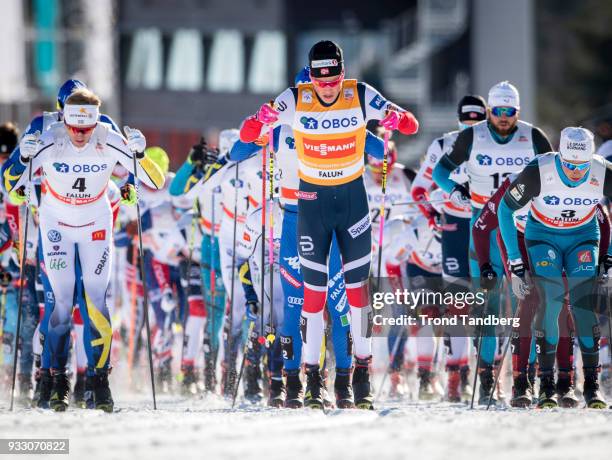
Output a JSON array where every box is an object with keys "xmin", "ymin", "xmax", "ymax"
[
  {"xmin": 3, "ymin": 88, "xmax": 164, "ymax": 411},
  {"xmin": 239, "ymin": 40, "xmax": 419, "ymax": 409},
  {"xmin": 432, "ymin": 81, "xmax": 553, "ymax": 404},
  {"xmin": 498, "ymin": 126, "xmax": 612, "ymax": 408}
]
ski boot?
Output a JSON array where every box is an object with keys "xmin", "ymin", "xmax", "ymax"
[
  {"xmin": 181, "ymin": 365, "xmax": 198, "ymax": 396},
  {"xmin": 244, "ymin": 361, "xmax": 264, "ymax": 403},
  {"xmin": 334, "ymin": 368, "xmax": 355, "ymax": 409},
  {"xmin": 446, "ymin": 368, "xmax": 461, "ymax": 403},
  {"xmin": 478, "ymin": 366, "xmax": 496, "ymax": 406},
  {"xmin": 353, "ymin": 357, "xmax": 374, "ymax": 410},
  {"xmin": 418, "ymin": 368, "xmax": 436, "ymax": 401},
  {"xmin": 17, "ymin": 374, "xmax": 33, "ymax": 405},
  {"xmin": 527, "ymin": 363, "xmax": 538, "ymax": 404},
  {"xmin": 583, "ymin": 369, "xmax": 606, "ymax": 409},
  {"xmin": 536, "ymin": 373, "xmax": 558, "ymax": 408},
  {"xmin": 460, "ymin": 366, "xmax": 472, "ymax": 401},
  {"xmin": 49, "ymin": 370, "xmax": 70, "ymax": 412},
  {"xmin": 84, "ymin": 374, "xmax": 95, "ymax": 409},
  {"xmin": 556, "ymin": 371, "xmax": 579, "ymax": 408},
  {"xmin": 284, "ymin": 370, "xmax": 304, "ymax": 408},
  {"xmin": 268, "ymin": 377, "xmax": 285, "ymax": 408},
  {"xmin": 510, "ymin": 373, "xmax": 533, "ymax": 408},
  {"xmin": 34, "ymin": 368, "xmax": 53, "ymax": 409},
  {"xmin": 72, "ymin": 372, "xmax": 87, "ymax": 408},
  {"xmin": 304, "ymin": 364, "xmax": 325, "ymax": 409},
  {"xmin": 92, "ymin": 369, "xmax": 114, "ymax": 413}
]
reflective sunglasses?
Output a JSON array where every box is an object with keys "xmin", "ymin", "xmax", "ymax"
[
  {"xmin": 65, "ymin": 122, "xmax": 95, "ymax": 135},
  {"xmin": 491, "ymin": 106, "xmax": 517, "ymax": 117},
  {"xmin": 561, "ymin": 160, "xmax": 590, "ymax": 172},
  {"xmin": 311, "ymin": 72, "xmax": 344, "ymax": 88}
]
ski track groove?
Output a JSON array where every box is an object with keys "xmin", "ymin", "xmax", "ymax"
[{"xmin": 1, "ymin": 395, "xmax": 612, "ymax": 460}]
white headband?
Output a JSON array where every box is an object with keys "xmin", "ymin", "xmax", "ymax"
[{"xmin": 63, "ymin": 104, "xmax": 99, "ymax": 127}]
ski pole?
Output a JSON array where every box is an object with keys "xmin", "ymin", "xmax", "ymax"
[
  {"xmin": 267, "ymin": 127, "xmax": 276, "ymax": 345},
  {"xmin": 375, "ymin": 129, "xmax": 390, "ymax": 292},
  {"xmin": 209, "ymin": 187, "xmax": 219, "ymax": 366},
  {"xmin": 130, "ymin": 147, "xmax": 157, "ymax": 410},
  {"xmin": 179, "ymin": 200, "xmax": 199, "ymax": 374},
  {"xmin": 470, "ymin": 288, "xmax": 489, "ymax": 410},
  {"xmin": 127, "ymin": 243, "xmax": 138, "ymax": 383},
  {"xmin": 259, "ymin": 145, "xmax": 267, "ymax": 340},
  {"xmin": 226, "ymin": 162, "xmax": 241, "ymax": 396},
  {"xmin": 486, "ymin": 295, "xmax": 522, "ymax": 410},
  {"xmin": 10, "ymin": 164, "xmax": 32, "ymax": 411}
]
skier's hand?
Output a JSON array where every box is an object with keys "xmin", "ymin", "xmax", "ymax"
[
  {"xmin": 246, "ymin": 300, "xmax": 260, "ymax": 322},
  {"xmin": 123, "ymin": 126, "xmax": 146, "ymax": 157},
  {"xmin": 120, "ymin": 184, "xmax": 137, "ymax": 206},
  {"xmin": 19, "ymin": 131, "xmax": 40, "ymax": 160},
  {"xmin": 189, "ymin": 138, "xmax": 218, "ymax": 167},
  {"xmin": 160, "ymin": 291, "xmax": 176, "ymax": 313},
  {"xmin": 601, "ymin": 254, "xmax": 612, "ymax": 281},
  {"xmin": 449, "ymin": 184, "xmax": 471, "ymax": 209},
  {"xmin": 427, "ymin": 213, "xmax": 457, "ymax": 234},
  {"xmin": 479, "ymin": 262, "xmax": 497, "ymax": 291},
  {"xmin": 256, "ymin": 103, "xmax": 279, "ymax": 125},
  {"xmin": 509, "ymin": 258, "xmax": 531, "ymax": 300},
  {"xmin": 380, "ymin": 110, "xmax": 401, "ymax": 131},
  {"xmin": 0, "ymin": 268, "xmax": 12, "ymax": 287},
  {"xmin": 8, "ymin": 187, "xmax": 27, "ymax": 206}
]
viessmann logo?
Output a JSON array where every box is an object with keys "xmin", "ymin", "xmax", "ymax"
[{"xmin": 302, "ymin": 136, "xmax": 356, "ymax": 158}]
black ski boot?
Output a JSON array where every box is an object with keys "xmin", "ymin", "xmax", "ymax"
[
  {"xmin": 93, "ymin": 369, "xmax": 114, "ymax": 413},
  {"xmin": 583, "ymin": 369, "xmax": 606, "ymax": 409},
  {"xmin": 556, "ymin": 371, "xmax": 579, "ymax": 408},
  {"xmin": 17, "ymin": 374, "xmax": 33, "ymax": 404},
  {"xmin": 72, "ymin": 372, "xmax": 87, "ymax": 408},
  {"xmin": 537, "ymin": 373, "xmax": 558, "ymax": 408},
  {"xmin": 334, "ymin": 368, "xmax": 355, "ymax": 409},
  {"xmin": 418, "ymin": 369, "xmax": 435, "ymax": 401},
  {"xmin": 510, "ymin": 373, "xmax": 533, "ymax": 408},
  {"xmin": 84, "ymin": 374, "xmax": 95, "ymax": 409},
  {"xmin": 304, "ymin": 364, "xmax": 325, "ymax": 409},
  {"xmin": 284, "ymin": 370, "xmax": 304, "ymax": 408},
  {"xmin": 478, "ymin": 366, "xmax": 496, "ymax": 406},
  {"xmin": 268, "ymin": 377, "xmax": 285, "ymax": 408},
  {"xmin": 244, "ymin": 360, "xmax": 263, "ymax": 403},
  {"xmin": 527, "ymin": 363, "xmax": 538, "ymax": 404},
  {"xmin": 35, "ymin": 368, "xmax": 53, "ymax": 409},
  {"xmin": 181, "ymin": 365, "xmax": 198, "ymax": 396},
  {"xmin": 353, "ymin": 357, "xmax": 374, "ymax": 410},
  {"xmin": 49, "ymin": 370, "xmax": 70, "ymax": 412}
]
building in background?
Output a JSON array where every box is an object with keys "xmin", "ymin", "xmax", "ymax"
[{"xmin": 10, "ymin": 1, "xmax": 610, "ymax": 168}]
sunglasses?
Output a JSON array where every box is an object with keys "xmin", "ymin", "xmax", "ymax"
[
  {"xmin": 65, "ymin": 122, "xmax": 96, "ymax": 135},
  {"xmin": 561, "ymin": 160, "xmax": 590, "ymax": 171},
  {"xmin": 311, "ymin": 72, "xmax": 344, "ymax": 88},
  {"xmin": 491, "ymin": 106, "xmax": 517, "ymax": 117}
]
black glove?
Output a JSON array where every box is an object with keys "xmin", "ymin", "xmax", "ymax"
[
  {"xmin": 479, "ymin": 262, "xmax": 497, "ymax": 291},
  {"xmin": 602, "ymin": 254, "xmax": 612, "ymax": 274},
  {"xmin": 246, "ymin": 300, "xmax": 260, "ymax": 322},
  {"xmin": 0, "ymin": 269, "xmax": 12, "ymax": 287},
  {"xmin": 189, "ymin": 137, "xmax": 218, "ymax": 168}
]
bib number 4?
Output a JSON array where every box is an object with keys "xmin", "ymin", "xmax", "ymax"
[{"xmin": 72, "ymin": 177, "xmax": 86, "ymax": 193}]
